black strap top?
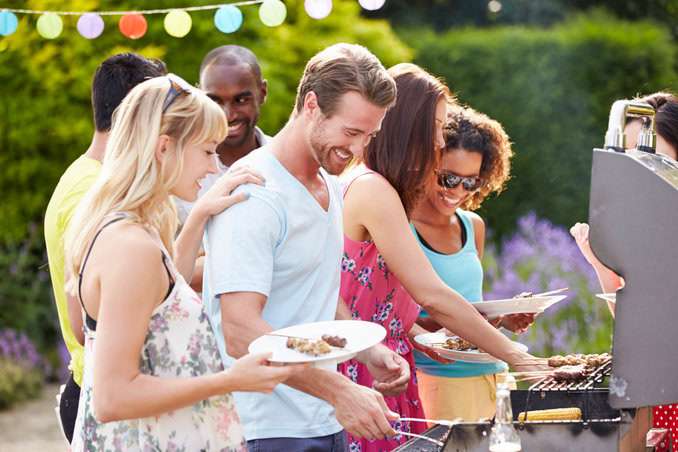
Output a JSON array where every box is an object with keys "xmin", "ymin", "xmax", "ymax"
[
  {"xmin": 77, "ymin": 216, "xmax": 175, "ymax": 332},
  {"xmin": 414, "ymin": 211, "xmax": 468, "ymax": 255}
]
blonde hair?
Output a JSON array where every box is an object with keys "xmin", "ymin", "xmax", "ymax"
[
  {"xmin": 294, "ymin": 43, "xmax": 396, "ymax": 116},
  {"xmin": 65, "ymin": 76, "xmax": 227, "ymax": 294}
]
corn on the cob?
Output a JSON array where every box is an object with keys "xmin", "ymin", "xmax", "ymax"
[{"xmin": 517, "ymin": 407, "xmax": 582, "ymax": 422}]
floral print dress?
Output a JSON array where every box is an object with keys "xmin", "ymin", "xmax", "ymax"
[
  {"xmin": 338, "ymin": 168, "xmax": 426, "ymax": 452},
  {"xmin": 71, "ymin": 246, "xmax": 246, "ymax": 452}
]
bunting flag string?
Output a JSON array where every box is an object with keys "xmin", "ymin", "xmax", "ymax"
[{"xmin": 0, "ymin": 1, "xmax": 386, "ymax": 39}]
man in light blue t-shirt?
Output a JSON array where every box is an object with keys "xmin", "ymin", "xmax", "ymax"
[{"xmin": 203, "ymin": 44, "xmax": 409, "ymax": 451}]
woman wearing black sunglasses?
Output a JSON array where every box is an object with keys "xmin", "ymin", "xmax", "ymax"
[{"xmin": 409, "ymin": 106, "xmax": 536, "ymax": 421}]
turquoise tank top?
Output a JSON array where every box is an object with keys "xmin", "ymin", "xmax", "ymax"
[{"xmin": 412, "ymin": 209, "xmax": 507, "ymax": 377}]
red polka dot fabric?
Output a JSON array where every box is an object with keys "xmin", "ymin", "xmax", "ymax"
[{"xmin": 654, "ymin": 404, "xmax": 677, "ymax": 451}]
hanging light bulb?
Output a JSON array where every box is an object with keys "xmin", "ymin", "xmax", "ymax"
[
  {"xmin": 0, "ymin": 10, "xmax": 19, "ymax": 36},
  {"xmin": 214, "ymin": 5, "xmax": 243, "ymax": 33},
  {"xmin": 37, "ymin": 13, "xmax": 63, "ymax": 39},
  {"xmin": 77, "ymin": 13, "xmax": 104, "ymax": 39},
  {"xmin": 259, "ymin": 0, "xmax": 287, "ymax": 27},
  {"xmin": 359, "ymin": 0, "xmax": 386, "ymax": 11},
  {"xmin": 305, "ymin": 0, "xmax": 333, "ymax": 20},
  {"xmin": 488, "ymin": 0, "xmax": 502, "ymax": 13},
  {"xmin": 164, "ymin": 10, "xmax": 192, "ymax": 38},
  {"xmin": 119, "ymin": 13, "xmax": 147, "ymax": 39}
]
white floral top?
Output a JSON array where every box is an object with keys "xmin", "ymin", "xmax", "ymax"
[{"xmin": 71, "ymin": 251, "xmax": 246, "ymax": 452}]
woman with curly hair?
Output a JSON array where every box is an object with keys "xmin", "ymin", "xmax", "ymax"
[{"xmin": 410, "ymin": 106, "xmax": 533, "ymax": 421}]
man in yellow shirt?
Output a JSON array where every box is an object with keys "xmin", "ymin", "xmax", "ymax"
[{"xmin": 44, "ymin": 53, "xmax": 165, "ymax": 443}]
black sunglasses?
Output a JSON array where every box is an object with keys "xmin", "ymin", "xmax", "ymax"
[
  {"xmin": 161, "ymin": 74, "xmax": 191, "ymax": 113},
  {"xmin": 437, "ymin": 171, "xmax": 482, "ymax": 191}
]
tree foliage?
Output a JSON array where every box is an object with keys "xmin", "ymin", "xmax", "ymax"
[
  {"xmin": 366, "ymin": 0, "xmax": 678, "ymax": 36},
  {"xmin": 0, "ymin": 0, "xmax": 411, "ymax": 350},
  {"xmin": 409, "ymin": 13, "xmax": 677, "ymax": 238}
]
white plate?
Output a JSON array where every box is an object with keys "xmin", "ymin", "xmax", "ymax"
[
  {"xmin": 596, "ymin": 293, "xmax": 617, "ymax": 303},
  {"xmin": 248, "ymin": 320, "xmax": 386, "ymax": 367},
  {"xmin": 414, "ymin": 332, "xmax": 528, "ymax": 363},
  {"xmin": 474, "ymin": 295, "xmax": 568, "ymax": 319}
]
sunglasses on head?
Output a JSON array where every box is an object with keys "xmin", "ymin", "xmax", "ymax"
[
  {"xmin": 161, "ymin": 74, "xmax": 191, "ymax": 113},
  {"xmin": 436, "ymin": 171, "xmax": 482, "ymax": 191}
]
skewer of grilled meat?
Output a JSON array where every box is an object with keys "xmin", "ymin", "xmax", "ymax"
[
  {"xmin": 321, "ymin": 335, "xmax": 347, "ymax": 348},
  {"xmin": 547, "ymin": 353, "xmax": 611, "ymax": 368},
  {"xmin": 552, "ymin": 364, "xmax": 589, "ymax": 382}
]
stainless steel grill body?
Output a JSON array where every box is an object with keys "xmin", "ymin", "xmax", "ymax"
[
  {"xmin": 588, "ymin": 149, "xmax": 678, "ymax": 409},
  {"xmin": 394, "ymin": 390, "xmax": 646, "ymax": 452},
  {"xmin": 395, "ymin": 349, "xmax": 650, "ymax": 450}
]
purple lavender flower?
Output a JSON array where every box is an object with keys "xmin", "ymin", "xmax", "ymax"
[
  {"xmin": 0, "ymin": 328, "xmax": 44, "ymax": 371},
  {"xmin": 57, "ymin": 340, "xmax": 71, "ymax": 381},
  {"xmin": 551, "ymin": 325, "xmax": 569, "ymax": 352},
  {"xmin": 484, "ymin": 212, "xmax": 613, "ymax": 356}
]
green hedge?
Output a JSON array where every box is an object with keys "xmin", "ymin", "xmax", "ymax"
[{"xmin": 408, "ymin": 12, "xmax": 677, "ymax": 238}]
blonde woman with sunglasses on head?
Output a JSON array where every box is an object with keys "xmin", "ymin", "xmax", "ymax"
[
  {"xmin": 410, "ymin": 107, "xmax": 535, "ymax": 422},
  {"xmin": 64, "ymin": 75, "xmax": 301, "ymax": 451}
]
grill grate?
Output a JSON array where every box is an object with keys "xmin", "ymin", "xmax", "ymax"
[{"xmin": 529, "ymin": 356, "xmax": 613, "ymax": 391}]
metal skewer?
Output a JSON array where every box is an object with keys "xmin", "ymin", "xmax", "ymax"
[
  {"xmin": 400, "ymin": 416, "xmax": 462, "ymax": 427},
  {"xmin": 394, "ymin": 430, "xmax": 445, "ymax": 447},
  {"xmin": 265, "ymin": 332, "xmax": 313, "ymax": 340},
  {"xmin": 510, "ymin": 371, "xmax": 553, "ymax": 377},
  {"xmin": 515, "ymin": 375, "xmax": 551, "ymax": 382},
  {"xmin": 532, "ymin": 287, "xmax": 569, "ymax": 297},
  {"xmin": 512, "ymin": 287, "xmax": 569, "ymax": 298}
]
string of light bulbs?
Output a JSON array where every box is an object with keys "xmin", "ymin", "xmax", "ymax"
[{"xmin": 0, "ymin": 0, "xmax": 386, "ymax": 40}]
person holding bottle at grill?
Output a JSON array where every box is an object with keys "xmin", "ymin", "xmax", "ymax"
[{"xmin": 571, "ymin": 91, "xmax": 678, "ymax": 452}]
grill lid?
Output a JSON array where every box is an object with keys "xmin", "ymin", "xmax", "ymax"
[{"xmin": 588, "ymin": 148, "xmax": 678, "ymax": 409}]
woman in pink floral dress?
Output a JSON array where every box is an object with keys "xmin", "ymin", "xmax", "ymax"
[
  {"xmin": 339, "ymin": 64, "xmax": 546, "ymax": 452},
  {"xmin": 64, "ymin": 75, "xmax": 299, "ymax": 451},
  {"xmin": 340, "ymin": 198, "xmax": 426, "ymax": 452}
]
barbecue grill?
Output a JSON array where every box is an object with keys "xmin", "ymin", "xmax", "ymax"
[
  {"xmin": 394, "ymin": 359, "xmax": 653, "ymax": 451},
  {"xmin": 396, "ymin": 99, "xmax": 678, "ymax": 451}
]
